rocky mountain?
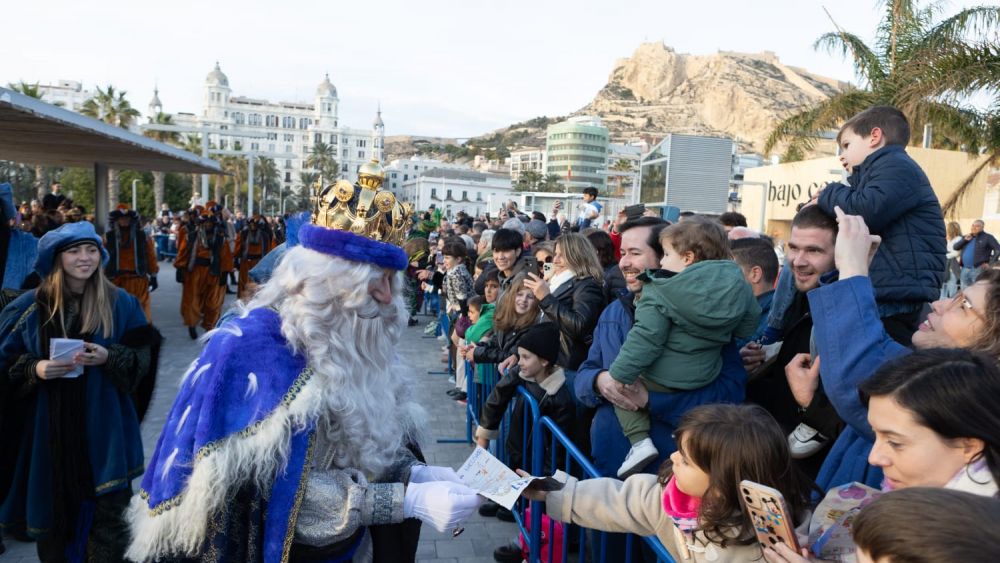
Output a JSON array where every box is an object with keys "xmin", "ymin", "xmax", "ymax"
[
  {"xmin": 385, "ymin": 42, "xmax": 850, "ymax": 162},
  {"xmin": 581, "ymin": 42, "xmax": 849, "ymax": 153}
]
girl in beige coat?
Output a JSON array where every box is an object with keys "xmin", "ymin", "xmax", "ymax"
[{"xmin": 521, "ymin": 404, "xmax": 815, "ymax": 562}]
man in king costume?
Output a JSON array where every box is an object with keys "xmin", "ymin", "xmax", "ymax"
[{"xmin": 126, "ymin": 160, "xmax": 482, "ymax": 563}]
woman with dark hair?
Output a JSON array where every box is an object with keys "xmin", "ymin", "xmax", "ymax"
[
  {"xmin": 585, "ymin": 229, "xmax": 626, "ymax": 303},
  {"xmin": 0, "ymin": 222, "xmax": 160, "ymax": 561},
  {"xmin": 788, "ymin": 208, "xmax": 1000, "ymax": 492},
  {"xmin": 767, "ymin": 349, "xmax": 1000, "ymax": 562}
]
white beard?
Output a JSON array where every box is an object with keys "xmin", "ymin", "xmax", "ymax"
[{"xmin": 247, "ymin": 246, "xmax": 428, "ymax": 476}]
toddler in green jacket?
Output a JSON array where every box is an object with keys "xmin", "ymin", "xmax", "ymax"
[{"xmin": 610, "ymin": 218, "xmax": 760, "ymax": 478}]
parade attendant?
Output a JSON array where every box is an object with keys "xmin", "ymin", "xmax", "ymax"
[
  {"xmin": 233, "ymin": 214, "xmax": 276, "ymax": 299},
  {"xmin": 127, "ymin": 161, "xmax": 481, "ymax": 563},
  {"xmin": 1, "ymin": 183, "xmax": 38, "ymax": 292},
  {"xmin": 0, "ymin": 222, "xmax": 160, "ymax": 562},
  {"xmin": 104, "ymin": 204, "xmax": 159, "ymax": 321},
  {"xmin": 175, "ymin": 202, "xmax": 234, "ymax": 339}
]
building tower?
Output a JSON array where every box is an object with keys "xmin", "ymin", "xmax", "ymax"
[
  {"xmin": 204, "ymin": 62, "xmax": 230, "ymax": 121},
  {"xmin": 315, "ymin": 74, "xmax": 339, "ymax": 129},
  {"xmin": 372, "ymin": 103, "xmax": 385, "ymax": 163},
  {"xmin": 148, "ymin": 86, "xmax": 162, "ymax": 119}
]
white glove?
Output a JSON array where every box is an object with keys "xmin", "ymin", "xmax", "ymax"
[
  {"xmin": 403, "ymin": 481, "xmax": 483, "ymax": 532},
  {"xmin": 409, "ymin": 464, "xmax": 463, "ymax": 485}
]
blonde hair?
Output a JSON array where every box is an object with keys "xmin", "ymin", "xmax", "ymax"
[
  {"xmin": 555, "ymin": 233, "xmax": 604, "ymax": 283},
  {"xmin": 947, "ymin": 221, "xmax": 963, "ymax": 239},
  {"xmin": 39, "ymin": 247, "xmax": 117, "ymax": 338},
  {"xmin": 493, "ymin": 276, "xmax": 539, "ymax": 332}
]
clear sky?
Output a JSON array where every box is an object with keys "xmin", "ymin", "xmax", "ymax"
[{"xmin": 3, "ymin": 0, "xmax": 995, "ymax": 138}]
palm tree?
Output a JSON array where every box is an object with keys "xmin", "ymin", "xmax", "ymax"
[
  {"xmin": 180, "ymin": 134, "xmax": 206, "ymax": 201},
  {"xmin": 254, "ymin": 156, "xmax": 279, "ymax": 213},
  {"xmin": 144, "ymin": 112, "xmax": 180, "ymax": 213},
  {"xmin": 764, "ymin": 2, "xmax": 1000, "ymax": 216},
  {"xmin": 608, "ymin": 158, "xmax": 635, "ymax": 198},
  {"xmin": 305, "ymin": 141, "xmax": 338, "ymax": 183},
  {"xmin": 8, "ymin": 82, "xmax": 54, "ymax": 200},
  {"xmin": 516, "ymin": 170, "xmax": 542, "ymax": 191},
  {"xmin": 220, "ymin": 155, "xmax": 247, "ymax": 211},
  {"xmin": 540, "ymin": 173, "xmax": 565, "ymax": 193},
  {"xmin": 80, "ymin": 85, "xmax": 141, "ymax": 208}
]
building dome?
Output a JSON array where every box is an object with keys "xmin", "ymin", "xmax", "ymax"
[
  {"xmin": 206, "ymin": 62, "xmax": 229, "ymax": 87},
  {"xmin": 148, "ymin": 88, "xmax": 162, "ymax": 112},
  {"xmin": 317, "ymin": 73, "xmax": 338, "ymax": 98}
]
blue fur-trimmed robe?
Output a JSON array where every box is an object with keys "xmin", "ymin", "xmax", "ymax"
[
  {"xmin": 128, "ymin": 307, "xmax": 421, "ymax": 563},
  {"xmin": 0, "ymin": 288, "xmax": 147, "ymax": 537}
]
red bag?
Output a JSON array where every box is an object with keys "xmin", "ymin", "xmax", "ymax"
[{"xmin": 519, "ymin": 507, "xmax": 565, "ymax": 563}]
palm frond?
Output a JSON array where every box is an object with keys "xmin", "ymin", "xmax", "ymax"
[
  {"xmin": 764, "ymin": 91, "xmax": 876, "ymax": 157},
  {"xmin": 908, "ymin": 100, "xmax": 986, "ymax": 152},
  {"xmin": 940, "ymin": 151, "xmax": 999, "ymax": 217},
  {"xmin": 814, "ymin": 32, "xmax": 886, "ymax": 87},
  {"xmin": 917, "ymin": 6, "xmax": 1000, "ymax": 49},
  {"xmin": 897, "ymin": 43, "xmax": 1000, "ymax": 107}
]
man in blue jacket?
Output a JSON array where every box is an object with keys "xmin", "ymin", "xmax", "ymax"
[
  {"xmin": 953, "ymin": 219, "xmax": 1000, "ymax": 289},
  {"xmin": 575, "ymin": 217, "xmax": 748, "ymax": 477}
]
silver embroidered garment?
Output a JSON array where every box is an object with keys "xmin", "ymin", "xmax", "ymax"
[{"xmin": 293, "ymin": 418, "xmax": 414, "ymax": 548}]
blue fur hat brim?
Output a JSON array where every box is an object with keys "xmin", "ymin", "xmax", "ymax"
[
  {"xmin": 35, "ymin": 221, "xmax": 110, "ymax": 277},
  {"xmin": 299, "ymin": 224, "xmax": 408, "ymax": 271}
]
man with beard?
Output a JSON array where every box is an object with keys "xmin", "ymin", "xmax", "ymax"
[
  {"xmin": 568, "ymin": 217, "xmax": 748, "ymax": 562},
  {"xmin": 104, "ymin": 204, "xmax": 159, "ymax": 321},
  {"xmin": 175, "ymin": 202, "xmax": 234, "ymax": 339},
  {"xmin": 126, "ymin": 162, "xmax": 481, "ymax": 563},
  {"xmin": 233, "ymin": 214, "xmax": 276, "ymax": 299},
  {"xmin": 742, "ymin": 205, "xmax": 844, "ymax": 478}
]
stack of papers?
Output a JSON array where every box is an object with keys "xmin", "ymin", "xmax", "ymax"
[{"xmin": 49, "ymin": 338, "xmax": 85, "ymax": 378}]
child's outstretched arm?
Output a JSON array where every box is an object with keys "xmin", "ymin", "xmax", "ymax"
[
  {"xmin": 542, "ymin": 471, "xmax": 671, "ymax": 538},
  {"xmin": 608, "ymin": 299, "xmax": 672, "ymax": 385}
]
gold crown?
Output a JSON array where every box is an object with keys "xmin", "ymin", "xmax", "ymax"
[{"xmin": 312, "ymin": 159, "xmax": 412, "ymax": 246}]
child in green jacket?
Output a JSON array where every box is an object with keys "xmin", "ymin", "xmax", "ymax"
[{"xmin": 610, "ymin": 218, "xmax": 759, "ymax": 478}]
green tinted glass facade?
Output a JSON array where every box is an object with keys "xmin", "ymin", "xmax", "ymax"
[{"xmin": 545, "ymin": 119, "xmax": 609, "ymax": 193}]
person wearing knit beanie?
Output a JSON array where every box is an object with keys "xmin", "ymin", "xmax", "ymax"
[{"xmin": 516, "ymin": 322, "xmax": 560, "ymax": 380}]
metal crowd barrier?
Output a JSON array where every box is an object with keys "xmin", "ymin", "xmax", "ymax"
[{"xmin": 461, "ymin": 361, "xmax": 675, "ymax": 563}]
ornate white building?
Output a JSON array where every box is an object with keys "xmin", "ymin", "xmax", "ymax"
[{"xmin": 161, "ymin": 63, "xmax": 385, "ymax": 195}]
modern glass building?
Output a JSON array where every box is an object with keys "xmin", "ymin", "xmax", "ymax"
[
  {"xmin": 545, "ymin": 116, "xmax": 610, "ymax": 193},
  {"xmin": 639, "ymin": 134, "xmax": 734, "ymax": 214}
]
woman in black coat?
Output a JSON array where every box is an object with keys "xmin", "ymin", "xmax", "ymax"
[{"xmin": 523, "ymin": 233, "xmax": 605, "ymax": 375}]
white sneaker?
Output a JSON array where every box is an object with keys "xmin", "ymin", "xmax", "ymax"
[
  {"xmin": 788, "ymin": 423, "xmax": 828, "ymax": 459},
  {"xmin": 617, "ymin": 438, "xmax": 659, "ymax": 478}
]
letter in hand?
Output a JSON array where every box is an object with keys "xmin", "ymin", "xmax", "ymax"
[{"xmin": 516, "ymin": 469, "xmax": 549, "ymax": 501}]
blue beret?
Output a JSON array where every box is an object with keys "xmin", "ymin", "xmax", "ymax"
[{"xmin": 35, "ymin": 221, "xmax": 110, "ymax": 277}]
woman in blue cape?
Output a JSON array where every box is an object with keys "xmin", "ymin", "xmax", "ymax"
[{"xmin": 0, "ymin": 221, "xmax": 160, "ymax": 562}]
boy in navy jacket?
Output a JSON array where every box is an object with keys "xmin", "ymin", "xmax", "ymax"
[{"xmin": 765, "ymin": 106, "xmax": 945, "ymax": 346}]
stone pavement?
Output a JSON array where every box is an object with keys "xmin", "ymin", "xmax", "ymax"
[{"xmin": 2, "ymin": 266, "xmax": 517, "ymax": 562}]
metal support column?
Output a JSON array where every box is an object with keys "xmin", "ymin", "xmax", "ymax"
[
  {"xmin": 201, "ymin": 134, "xmax": 210, "ymax": 202},
  {"xmin": 94, "ymin": 162, "xmax": 109, "ymax": 233},
  {"xmin": 247, "ymin": 153, "xmax": 255, "ymax": 216}
]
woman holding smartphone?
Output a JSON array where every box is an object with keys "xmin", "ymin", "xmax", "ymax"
[{"xmin": 0, "ymin": 222, "xmax": 159, "ymax": 561}]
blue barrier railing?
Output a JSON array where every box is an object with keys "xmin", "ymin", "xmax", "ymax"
[
  {"xmin": 537, "ymin": 416, "xmax": 676, "ymax": 563},
  {"xmin": 459, "ymin": 359, "xmax": 674, "ymax": 563}
]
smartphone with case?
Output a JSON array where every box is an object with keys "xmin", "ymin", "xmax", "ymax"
[
  {"xmin": 739, "ymin": 480, "xmax": 801, "ymax": 552},
  {"xmin": 522, "ymin": 255, "xmax": 541, "ymax": 276}
]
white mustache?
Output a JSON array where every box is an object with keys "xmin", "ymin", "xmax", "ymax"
[{"xmin": 356, "ymin": 299, "xmax": 398, "ymax": 320}]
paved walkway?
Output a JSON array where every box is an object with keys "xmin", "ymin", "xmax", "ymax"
[{"xmin": 3, "ymin": 266, "xmax": 516, "ymax": 562}]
